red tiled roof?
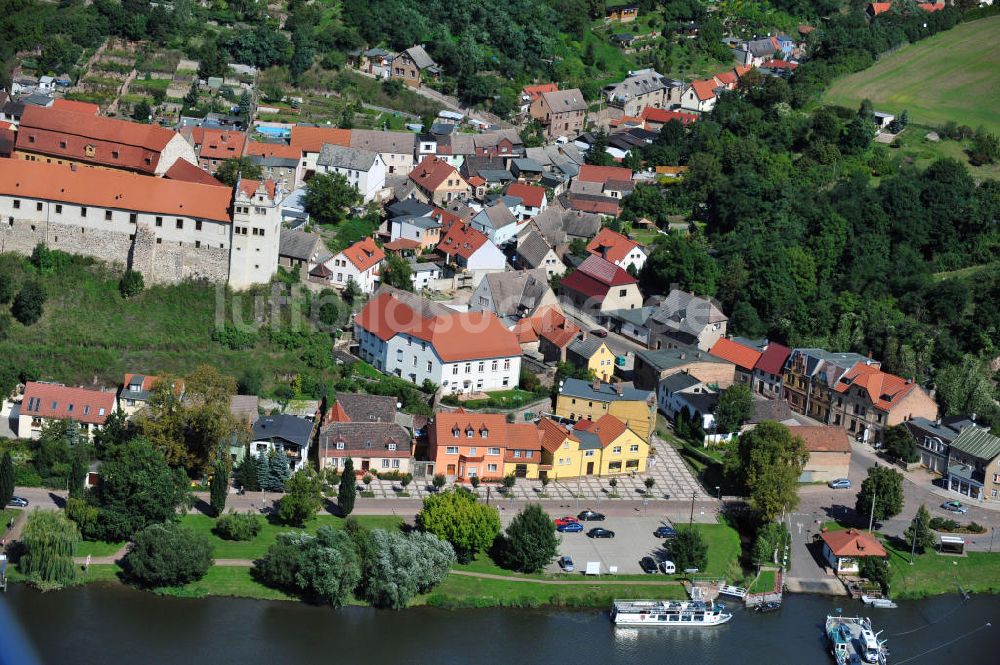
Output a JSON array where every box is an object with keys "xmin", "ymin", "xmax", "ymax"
[
  {"xmin": 834, "ymin": 363, "xmax": 917, "ymax": 411},
  {"xmin": 586, "ymin": 227, "xmax": 639, "ymax": 264},
  {"xmin": 356, "ymin": 291, "xmax": 521, "ymax": 362},
  {"xmin": 198, "ymin": 129, "xmax": 246, "ymax": 160},
  {"xmin": 164, "ymin": 158, "xmax": 224, "ymax": 186},
  {"xmin": 383, "ymin": 238, "xmax": 421, "ymax": 252},
  {"xmin": 715, "ymin": 71, "xmax": 737, "ymax": 87},
  {"xmin": 918, "ymin": 1, "xmax": 944, "ymax": 11},
  {"xmin": 238, "ymin": 178, "xmax": 277, "ymax": 200},
  {"xmin": 340, "ymin": 236, "xmax": 385, "ymax": 272},
  {"xmin": 430, "ymin": 207, "xmax": 463, "ymax": 227},
  {"xmin": 247, "ymin": 142, "xmax": 303, "ymax": 160},
  {"xmin": 690, "ymin": 79, "xmax": 718, "ymax": 101},
  {"xmin": 506, "ymin": 423, "xmax": 543, "ymax": 452},
  {"xmin": 565, "ymin": 195, "xmax": 620, "ymax": 216},
  {"xmin": 523, "ymin": 83, "xmax": 559, "ymax": 101},
  {"xmin": 0, "ymin": 159, "xmax": 232, "ymax": 223},
  {"xmin": 17, "ymin": 105, "xmax": 179, "ymax": 173},
  {"xmin": 560, "ymin": 270, "xmax": 614, "ymax": 300},
  {"xmin": 868, "ymin": 2, "xmax": 892, "ymax": 15},
  {"xmin": 821, "ymin": 528, "xmax": 887, "ymax": 558},
  {"xmin": 467, "ymin": 175, "xmax": 486, "ymax": 187},
  {"xmin": 122, "ymin": 373, "xmax": 185, "ymax": 397},
  {"xmin": 51, "ymin": 99, "xmax": 100, "ymax": 115},
  {"xmin": 794, "ymin": 426, "xmax": 851, "ymax": 454},
  {"xmin": 578, "ymin": 164, "xmax": 633, "ymax": 185},
  {"xmin": 734, "ymin": 64, "xmax": 753, "ymax": 78},
  {"xmin": 438, "ymin": 222, "xmax": 489, "ymax": 260},
  {"xmin": 430, "ymin": 411, "xmax": 518, "ymax": 452},
  {"xmin": 512, "ymin": 305, "xmax": 579, "ymax": 346},
  {"xmin": 506, "ymin": 182, "xmax": 546, "ymax": 208},
  {"xmin": 537, "ymin": 417, "xmax": 577, "ymax": 453},
  {"xmin": 22, "ymin": 382, "xmax": 117, "ymax": 426},
  {"xmin": 709, "ymin": 338, "xmax": 762, "ymax": 371},
  {"xmin": 754, "ymin": 342, "xmax": 791, "ymax": 376},
  {"xmin": 639, "ymin": 107, "xmax": 698, "ymax": 126},
  {"xmin": 573, "ymin": 414, "xmax": 627, "ymax": 448},
  {"xmin": 577, "ymin": 254, "xmax": 636, "ymax": 286},
  {"xmin": 409, "ymin": 155, "xmax": 462, "ymax": 193},
  {"xmin": 762, "ymin": 59, "xmax": 798, "ymax": 70},
  {"xmin": 289, "ymin": 126, "xmax": 351, "ymax": 153}
]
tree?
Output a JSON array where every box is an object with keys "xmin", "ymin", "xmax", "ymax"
[
  {"xmin": 337, "ymin": 458, "xmax": 357, "ymax": 515},
  {"xmin": 132, "ymin": 98, "xmax": 152, "ymax": 123},
  {"xmin": 122, "ymin": 522, "xmax": 213, "ymax": 588},
  {"xmin": 12, "ymin": 280, "xmax": 46, "ymax": 325},
  {"xmin": 214, "ymin": 157, "xmax": 263, "ymax": 187},
  {"xmin": 209, "ymin": 457, "xmax": 230, "ymax": 517},
  {"xmin": 855, "ymin": 465, "xmax": 905, "ymax": 524},
  {"xmin": 501, "ymin": 473, "xmax": 516, "ymax": 493},
  {"xmin": 264, "ymin": 448, "xmax": 291, "ymax": 492},
  {"xmin": 968, "ymin": 127, "xmax": 1000, "ymax": 166},
  {"xmin": 669, "ymin": 526, "xmax": 708, "ymax": 572},
  {"xmin": 639, "ymin": 233, "xmax": 719, "ymax": 296},
  {"xmin": 725, "ymin": 421, "xmax": 808, "ymax": 522},
  {"xmin": 859, "ymin": 555, "xmax": 892, "ymax": 595},
  {"xmin": 342, "ymin": 277, "xmax": 362, "ymax": 304},
  {"xmin": 214, "ymin": 511, "xmax": 263, "ymax": 541},
  {"xmin": 254, "ymin": 526, "xmax": 360, "ymax": 607},
  {"xmin": 499, "ymin": 504, "xmax": 558, "ymax": 573},
  {"xmin": 358, "ymin": 529, "xmax": 455, "ymax": 608},
  {"xmin": 380, "ymin": 254, "xmax": 412, "ymax": 291},
  {"xmin": 119, "ymin": 270, "xmax": 145, "ymax": 298},
  {"xmin": 277, "ymin": 467, "xmax": 324, "ymax": 526},
  {"xmin": 93, "ymin": 409, "xmax": 131, "ymax": 458},
  {"xmin": 0, "ymin": 450, "xmax": 14, "ymax": 508},
  {"xmin": 19, "ymin": 510, "xmax": 80, "ymax": 589},
  {"xmin": 715, "ymin": 383, "xmax": 754, "ymax": 433},
  {"xmin": 416, "ymin": 487, "xmax": 502, "ymax": 563},
  {"xmin": 304, "ymin": 172, "xmax": 361, "ymax": 226},
  {"xmin": 904, "ymin": 504, "xmax": 935, "ymax": 555},
  {"xmin": 0, "ymin": 269, "xmax": 18, "ymax": 304},
  {"xmin": 238, "ymin": 90, "xmax": 252, "ymax": 117},
  {"xmin": 934, "ymin": 356, "xmax": 996, "ymax": 419},
  {"xmin": 88, "ymin": 437, "xmax": 189, "ymax": 542},
  {"xmin": 67, "ymin": 445, "xmax": 88, "ymax": 499},
  {"xmin": 254, "ymin": 451, "xmax": 270, "ymax": 490},
  {"xmin": 752, "ymin": 521, "xmax": 789, "ymax": 566},
  {"xmin": 883, "ymin": 425, "xmax": 918, "ymax": 464},
  {"xmin": 234, "ymin": 452, "xmax": 261, "ymax": 491},
  {"xmin": 585, "ymin": 130, "xmax": 614, "ymax": 166},
  {"xmin": 644, "ymin": 477, "xmax": 656, "ymax": 495},
  {"xmin": 432, "ymin": 473, "xmax": 446, "ymax": 492}
]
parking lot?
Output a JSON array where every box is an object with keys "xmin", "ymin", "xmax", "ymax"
[{"xmin": 542, "ymin": 513, "xmax": 685, "ymax": 575}]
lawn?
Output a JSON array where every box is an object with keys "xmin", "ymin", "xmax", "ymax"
[
  {"xmin": 74, "ymin": 540, "xmax": 126, "ymax": 558},
  {"xmin": 823, "ymin": 16, "xmax": 1000, "ymax": 133},
  {"xmin": 422, "ymin": 573, "xmax": 687, "ymax": 608},
  {"xmin": 891, "ymin": 124, "xmax": 1000, "ymax": 182},
  {"xmin": 883, "ymin": 539, "xmax": 1000, "ymax": 599},
  {"xmin": 157, "ymin": 565, "xmax": 300, "ymax": 602},
  {"xmin": 179, "ymin": 513, "xmax": 403, "ymax": 560},
  {"xmin": 749, "ymin": 569, "xmax": 777, "ymax": 594},
  {"xmin": 687, "ymin": 522, "xmax": 742, "ymax": 578}
]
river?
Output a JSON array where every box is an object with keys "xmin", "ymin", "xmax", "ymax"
[{"xmin": 2, "ymin": 584, "xmax": 997, "ymax": 665}]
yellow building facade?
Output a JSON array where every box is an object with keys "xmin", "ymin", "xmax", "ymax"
[
  {"xmin": 555, "ymin": 377, "xmax": 656, "ymax": 442},
  {"xmin": 538, "ymin": 416, "xmax": 648, "ymax": 480}
]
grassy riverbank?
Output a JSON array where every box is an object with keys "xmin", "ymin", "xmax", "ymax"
[{"xmin": 884, "ymin": 541, "xmax": 1000, "ymax": 599}]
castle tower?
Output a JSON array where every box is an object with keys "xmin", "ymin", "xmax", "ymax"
[{"xmin": 228, "ymin": 178, "xmax": 282, "ymax": 289}]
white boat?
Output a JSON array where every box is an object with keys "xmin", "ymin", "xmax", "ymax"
[
  {"xmin": 861, "ymin": 595, "xmax": 898, "ymax": 609},
  {"xmin": 826, "ymin": 615, "xmax": 888, "ymax": 665},
  {"xmin": 611, "ymin": 599, "xmax": 733, "ymax": 627}
]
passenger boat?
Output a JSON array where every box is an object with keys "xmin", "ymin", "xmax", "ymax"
[
  {"xmin": 611, "ymin": 599, "xmax": 733, "ymax": 626},
  {"xmin": 826, "ymin": 615, "xmax": 888, "ymax": 665}
]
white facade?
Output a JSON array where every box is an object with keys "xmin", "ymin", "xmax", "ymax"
[
  {"xmin": 680, "ymin": 87, "xmax": 716, "ymax": 114},
  {"xmin": 354, "ymin": 327, "xmax": 522, "ymax": 394},
  {"xmin": 471, "ymin": 209, "xmax": 521, "ymax": 247},
  {"xmin": 316, "ymin": 151, "xmax": 387, "ymax": 203},
  {"xmin": 615, "ymin": 247, "xmax": 647, "ymax": 273},
  {"xmin": 511, "ymin": 196, "xmax": 547, "ymax": 221},
  {"xmin": 463, "ymin": 241, "xmax": 508, "ymax": 273},
  {"xmin": 410, "ymin": 263, "xmax": 441, "ymax": 290},
  {"xmin": 229, "ymin": 182, "xmax": 283, "ymax": 289},
  {"xmin": 325, "ymin": 252, "xmax": 383, "ymax": 294}
]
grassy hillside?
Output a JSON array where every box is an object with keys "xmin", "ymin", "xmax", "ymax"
[{"xmin": 823, "ymin": 16, "xmax": 1000, "ymax": 132}]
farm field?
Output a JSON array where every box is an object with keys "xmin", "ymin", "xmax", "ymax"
[{"xmin": 823, "ymin": 16, "xmax": 1000, "ymax": 133}]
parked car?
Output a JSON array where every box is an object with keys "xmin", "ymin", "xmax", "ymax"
[
  {"xmin": 941, "ymin": 500, "xmax": 969, "ymax": 514},
  {"xmin": 578, "ymin": 510, "xmax": 606, "ymax": 521},
  {"xmin": 587, "ymin": 527, "xmax": 615, "ymax": 539},
  {"xmin": 828, "ymin": 478, "xmax": 852, "ymax": 490},
  {"xmin": 592, "ymin": 329, "xmax": 608, "ymax": 338},
  {"xmin": 559, "ymin": 555, "xmax": 575, "ymax": 572},
  {"xmin": 639, "ymin": 556, "xmax": 660, "ymax": 574},
  {"xmin": 7, "ymin": 496, "xmax": 29, "ymax": 508},
  {"xmin": 659, "ymin": 560, "xmax": 677, "ymax": 574},
  {"xmin": 654, "ymin": 525, "xmax": 678, "ymax": 539},
  {"xmin": 554, "ymin": 516, "xmax": 579, "ymax": 527},
  {"xmin": 557, "ymin": 521, "xmax": 584, "ymax": 533}
]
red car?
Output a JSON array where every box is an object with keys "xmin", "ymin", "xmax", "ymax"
[{"xmin": 554, "ymin": 516, "xmax": 580, "ymax": 527}]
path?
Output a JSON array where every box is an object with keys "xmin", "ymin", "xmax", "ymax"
[{"xmin": 446, "ymin": 569, "xmax": 684, "ymax": 586}]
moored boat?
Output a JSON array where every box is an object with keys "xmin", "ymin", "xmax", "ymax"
[
  {"xmin": 611, "ymin": 599, "xmax": 733, "ymax": 627},
  {"xmin": 861, "ymin": 595, "xmax": 898, "ymax": 609},
  {"xmin": 826, "ymin": 615, "xmax": 888, "ymax": 665},
  {"xmin": 753, "ymin": 601, "xmax": 781, "ymax": 613}
]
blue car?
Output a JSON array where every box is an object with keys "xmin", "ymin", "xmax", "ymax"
[{"xmin": 557, "ymin": 521, "xmax": 584, "ymax": 533}]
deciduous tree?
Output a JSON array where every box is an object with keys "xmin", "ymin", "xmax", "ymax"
[
  {"xmin": 12, "ymin": 280, "xmax": 46, "ymax": 325},
  {"xmin": 0, "ymin": 450, "xmax": 15, "ymax": 508},
  {"xmin": 726, "ymin": 421, "xmax": 808, "ymax": 522},
  {"xmin": 669, "ymin": 526, "xmax": 708, "ymax": 572},
  {"xmin": 304, "ymin": 172, "xmax": 361, "ymax": 225},
  {"xmin": 357, "ymin": 529, "xmax": 455, "ymax": 608},
  {"xmin": 254, "ymin": 526, "xmax": 360, "ymax": 607},
  {"xmin": 855, "ymin": 465, "xmax": 904, "ymax": 524},
  {"xmin": 122, "ymin": 522, "xmax": 213, "ymax": 588},
  {"xmin": 714, "ymin": 383, "xmax": 753, "ymax": 434},
  {"xmin": 416, "ymin": 487, "xmax": 501, "ymax": 563},
  {"xmin": 498, "ymin": 503, "xmax": 558, "ymax": 573},
  {"xmin": 277, "ymin": 467, "xmax": 324, "ymax": 526},
  {"xmin": 904, "ymin": 504, "xmax": 935, "ymax": 555},
  {"xmin": 19, "ymin": 510, "xmax": 80, "ymax": 589},
  {"xmin": 215, "ymin": 157, "xmax": 263, "ymax": 187}
]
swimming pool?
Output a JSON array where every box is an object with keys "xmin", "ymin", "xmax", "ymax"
[{"xmin": 255, "ymin": 125, "xmax": 291, "ymax": 139}]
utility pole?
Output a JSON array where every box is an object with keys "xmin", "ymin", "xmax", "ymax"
[
  {"xmin": 689, "ymin": 491, "xmax": 695, "ymax": 526},
  {"xmin": 909, "ymin": 511, "xmax": 921, "ymax": 565},
  {"xmin": 868, "ymin": 485, "xmax": 877, "ymax": 533}
]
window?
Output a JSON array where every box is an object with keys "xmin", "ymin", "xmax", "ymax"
[
  {"xmin": 619, "ymin": 289, "xmax": 626, "ymax": 297},
  {"xmin": 491, "ymin": 360, "xmax": 498, "ymax": 372},
  {"xmin": 612, "ymin": 446, "xmax": 621, "ymax": 454},
  {"xmin": 487, "ymin": 463, "xmax": 498, "ymax": 473},
  {"xmin": 381, "ymin": 459, "xmax": 390, "ymax": 468},
  {"xmin": 55, "ymin": 204, "xmax": 62, "ymax": 214},
  {"xmin": 504, "ymin": 359, "xmax": 511, "ymax": 371},
  {"xmin": 176, "ymin": 219, "xmax": 183, "ymax": 230},
  {"xmin": 446, "ymin": 446, "xmax": 459, "ymax": 454},
  {"xmin": 487, "ymin": 447, "xmax": 500, "ymax": 456},
  {"xmin": 502, "ymin": 377, "xmax": 509, "ymax": 387},
  {"xmin": 392, "ymin": 459, "xmax": 400, "ymax": 469},
  {"xmin": 466, "ymin": 429, "xmax": 474, "ymax": 438},
  {"xmin": 426, "ymin": 361, "xmax": 432, "ymax": 372},
  {"xmin": 129, "ymin": 213, "xmax": 137, "ymax": 224},
  {"xmin": 80, "ymin": 206, "xmax": 87, "ymax": 217},
  {"xmin": 584, "ymin": 450, "xmax": 595, "ymax": 457},
  {"xmin": 195, "ymin": 241, "xmax": 201, "ymax": 249},
  {"xmin": 105, "ymin": 210, "xmax": 112, "ymax": 221},
  {"xmin": 155, "ymin": 216, "xmax": 163, "ymax": 227},
  {"xmin": 464, "ymin": 363, "xmax": 471, "ymax": 373},
  {"xmin": 629, "ymin": 444, "xmax": 639, "ymax": 453},
  {"xmin": 478, "ymin": 362, "xmax": 484, "ymax": 373},
  {"xmin": 36, "ymin": 202, "xmax": 43, "ymax": 211},
  {"xmin": 388, "ymin": 443, "xmax": 397, "ymax": 451},
  {"xmin": 111, "ymin": 150, "xmax": 119, "ymax": 159},
  {"xmin": 67, "ymin": 403, "xmax": 74, "ymax": 413},
  {"xmin": 453, "ymin": 365, "xmax": 459, "ymax": 375},
  {"xmin": 12, "ymin": 200, "xmax": 19, "ymax": 209},
  {"xmin": 195, "ymin": 221, "xmax": 202, "ymax": 231},
  {"xmin": 514, "ymin": 450, "xmax": 521, "ymax": 458}
]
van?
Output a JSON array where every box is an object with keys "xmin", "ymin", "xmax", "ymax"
[{"xmin": 660, "ymin": 560, "xmax": 676, "ymax": 574}]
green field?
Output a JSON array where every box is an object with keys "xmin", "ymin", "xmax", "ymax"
[
  {"xmin": 884, "ymin": 540, "xmax": 1000, "ymax": 599},
  {"xmin": 179, "ymin": 513, "xmax": 404, "ymax": 560},
  {"xmin": 823, "ymin": 16, "xmax": 1000, "ymax": 133},
  {"xmin": 74, "ymin": 540, "xmax": 126, "ymax": 558},
  {"xmin": 892, "ymin": 124, "xmax": 1000, "ymax": 181}
]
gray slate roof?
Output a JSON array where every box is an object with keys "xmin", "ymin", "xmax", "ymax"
[
  {"xmin": 402, "ymin": 45, "xmax": 437, "ymax": 70},
  {"xmin": 317, "ymin": 144, "xmax": 379, "ymax": 171},
  {"xmin": 333, "ymin": 393, "xmax": 398, "ymax": 423},
  {"xmin": 517, "ymin": 231, "xmax": 557, "ymax": 268},
  {"xmin": 568, "ymin": 335, "xmax": 606, "ymax": 360},
  {"xmin": 560, "ymin": 377, "xmax": 652, "ymax": 403},
  {"xmin": 659, "ymin": 372, "xmax": 701, "ymax": 394},
  {"xmin": 350, "ymin": 129, "xmax": 416, "ymax": 155},
  {"xmin": 279, "ymin": 229, "xmax": 322, "ymax": 261},
  {"xmin": 481, "ymin": 268, "xmax": 551, "ymax": 318},
  {"xmin": 949, "ymin": 427, "xmax": 1000, "ymax": 461},
  {"xmin": 605, "ymin": 69, "xmax": 667, "ymax": 99},
  {"xmin": 648, "ymin": 290, "xmax": 728, "ymax": 336},
  {"xmin": 475, "ymin": 201, "xmax": 518, "ymax": 231},
  {"xmin": 252, "ymin": 414, "xmax": 314, "ymax": 448},
  {"xmin": 318, "ymin": 422, "xmax": 411, "ymax": 453},
  {"xmin": 635, "ymin": 345, "xmax": 727, "ymax": 373},
  {"xmin": 541, "ymin": 88, "xmax": 587, "ymax": 113}
]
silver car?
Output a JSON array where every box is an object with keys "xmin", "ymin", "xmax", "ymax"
[
  {"xmin": 559, "ymin": 555, "xmax": 575, "ymax": 572},
  {"xmin": 828, "ymin": 478, "xmax": 852, "ymax": 490}
]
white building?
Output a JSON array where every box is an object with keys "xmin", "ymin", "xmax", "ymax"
[
  {"xmin": 408, "ymin": 257, "xmax": 442, "ymax": 290},
  {"xmin": 19, "ymin": 382, "xmax": 117, "ymax": 441},
  {"xmin": 349, "ymin": 129, "xmax": 417, "ymax": 176},
  {"xmin": 437, "ymin": 222, "xmax": 508, "ymax": 277},
  {"xmin": 320, "ymin": 236, "xmax": 385, "ymax": 293},
  {"xmin": 316, "ymin": 144, "xmax": 386, "ymax": 203},
  {"xmin": 354, "ymin": 286, "xmax": 522, "ymax": 394},
  {"xmin": 470, "ymin": 199, "xmax": 521, "ymax": 246}
]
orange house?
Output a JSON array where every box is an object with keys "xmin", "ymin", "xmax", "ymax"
[{"xmin": 428, "ymin": 410, "xmax": 541, "ymax": 480}]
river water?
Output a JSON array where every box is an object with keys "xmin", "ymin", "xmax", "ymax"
[{"xmin": 2, "ymin": 584, "xmax": 997, "ymax": 665}]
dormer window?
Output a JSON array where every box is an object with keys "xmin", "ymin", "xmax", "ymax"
[
  {"xmin": 98, "ymin": 408, "xmax": 106, "ymax": 416},
  {"xmin": 67, "ymin": 404, "xmax": 74, "ymax": 413},
  {"xmin": 83, "ymin": 405, "xmax": 90, "ymax": 416},
  {"xmin": 388, "ymin": 443, "xmax": 397, "ymax": 451},
  {"xmin": 466, "ymin": 427, "xmax": 474, "ymax": 438},
  {"xmin": 364, "ymin": 440, "xmax": 373, "ymax": 449},
  {"xmin": 336, "ymin": 441, "xmax": 345, "ymax": 450},
  {"xmin": 452, "ymin": 426, "xmax": 460, "ymax": 438},
  {"xmin": 480, "ymin": 428, "xmax": 488, "ymax": 439}
]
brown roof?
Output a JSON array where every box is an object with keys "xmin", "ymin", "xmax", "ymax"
[
  {"xmin": 318, "ymin": 422, "xmax": 412, "ymax": 458},
  {"xmin": 586, "ymin": 227, "xmax": 640, "ymax": 264},
  {"xmin": 537, "ymin": 417, "xmax": 577, "ymax": 453},
  {"xmin": 197, "ymin": 129, "xmax": 247, "ymax": 160},
  {"xmin": 578, "ymin": 164, "xmax": 633, "ymax": 185},
  {"xmin": 794, "ymin": 426, "xmax": 851, "ymax": 453},
  {"xmin": 289, "ymin": 126, "xmax": 351, "ymax": 153},
  {"xmin": 22, "ymin": 381, "xmax": 116, "ymax": 426},
  {"xmin": 339, "ymin": 236, "xmax": 385, "ymax": 272},
  {"xmin": 17, "ymin": 105, "xmax": 178, "ymax": 173},
  {"xmin": 573, "ymin": 414, "xmax": 627, "ymax": 448},
  {"xmin": 324, "ymin": 393, "xmax": 398, "ymax": 424},
  {"xmin": 409, "ymin": 156, "xmax": 462, "ymax": 193},
  {"xmin": 821, "ymin": 528, "xmax": 887, "ymax": 558},
  {"xmin": 163, "ymin": 158, "xmax": 224, "ymax": 186},
  {"xmin": 50, "ymin": 99, "xmax": 100, "ymax": 115},
  {"xmin": 247, "ymin": 142, "xmax": 303, "ymax": 160},
  {"xmin": 0, "ymin": 159, "xmax": 233, "ymax": 223},
  {"xmin": 709, "ymin": 338, "xmax": 762, "ymax": 371},
  {"xmin": 438, "ymin": 222, "xmax": 490, "ymax": 260}
]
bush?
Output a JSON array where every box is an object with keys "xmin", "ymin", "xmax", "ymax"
[
  {"xmin": 122, "ymin": 523, "xmax": 213, "ymax": 588},
  {"xmin": 859, "ymin": 556, "xmax": 891, "ymax": 595},
  {"xmin": 968, "ymin": 522, "xmax": 986, "ymax": 534},
  {"xmin": 212, "ymin": 323, "xmax": 259, "ymax": 350},
  {"xmin": 669, "ymin": 526, "xmax": 708, "ymax": 572},
  {"xmin": 253, "ymin": 526, "xmax": 360, "ymax": 607},
  {"xmin": 213, "ymin": 512, "xmax": 263, "ymax": 541},
  {"xmin": 12, "ymin": 280, "xmax": 46, "ymax": 325},
  {"xmin": 119, "ymin": 270, "xmax": 145, "ymax": 298},
  {"xmin": 357, "ymin": 529, "xmax": 455, "ymax": 609},
  {"xmin": 276, "ymin": 468, "xmax": 324, "ymax": 526},
  {"xmin": 65, "ymin": 497, "xmax": 100, "ymax": 536},
  {"xmin": 928, "ymin": 516, "xmax": 946, "ymax": 531}
]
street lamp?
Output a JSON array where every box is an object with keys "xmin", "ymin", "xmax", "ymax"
[{"xmin": 715, "ymin": 485, "xmax": 721, "ymax": 500}]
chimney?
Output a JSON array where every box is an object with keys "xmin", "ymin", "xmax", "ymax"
[
  {"xmin": 70, "ymin": 163, "xmax": 77, "ymax": 172},
  {"xmin": 614, "ymin": 378, "xmax": 624, "ymax": 395},
  {"xmin": 592, "ymin": 378, "xmax": 601, "ymax": 392},
  {"xmin": 679, "ymin": 352, "xmax": 686, "ymax": 360}
]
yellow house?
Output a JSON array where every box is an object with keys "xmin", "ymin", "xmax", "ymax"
[
  {"xmin": 566, "ymin": 335, "xmax": 617, "ymax": 381},
  {"xmin": 555, "ymin": 377, "xmax": 656, "ymax": 442},
  {"xmin": 501, "ymin": 422, "xmax": 544, "ymax": 480},
  {"xmin": 538, "ymin": 416, "xmax": 648, "ymax": 480}
]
